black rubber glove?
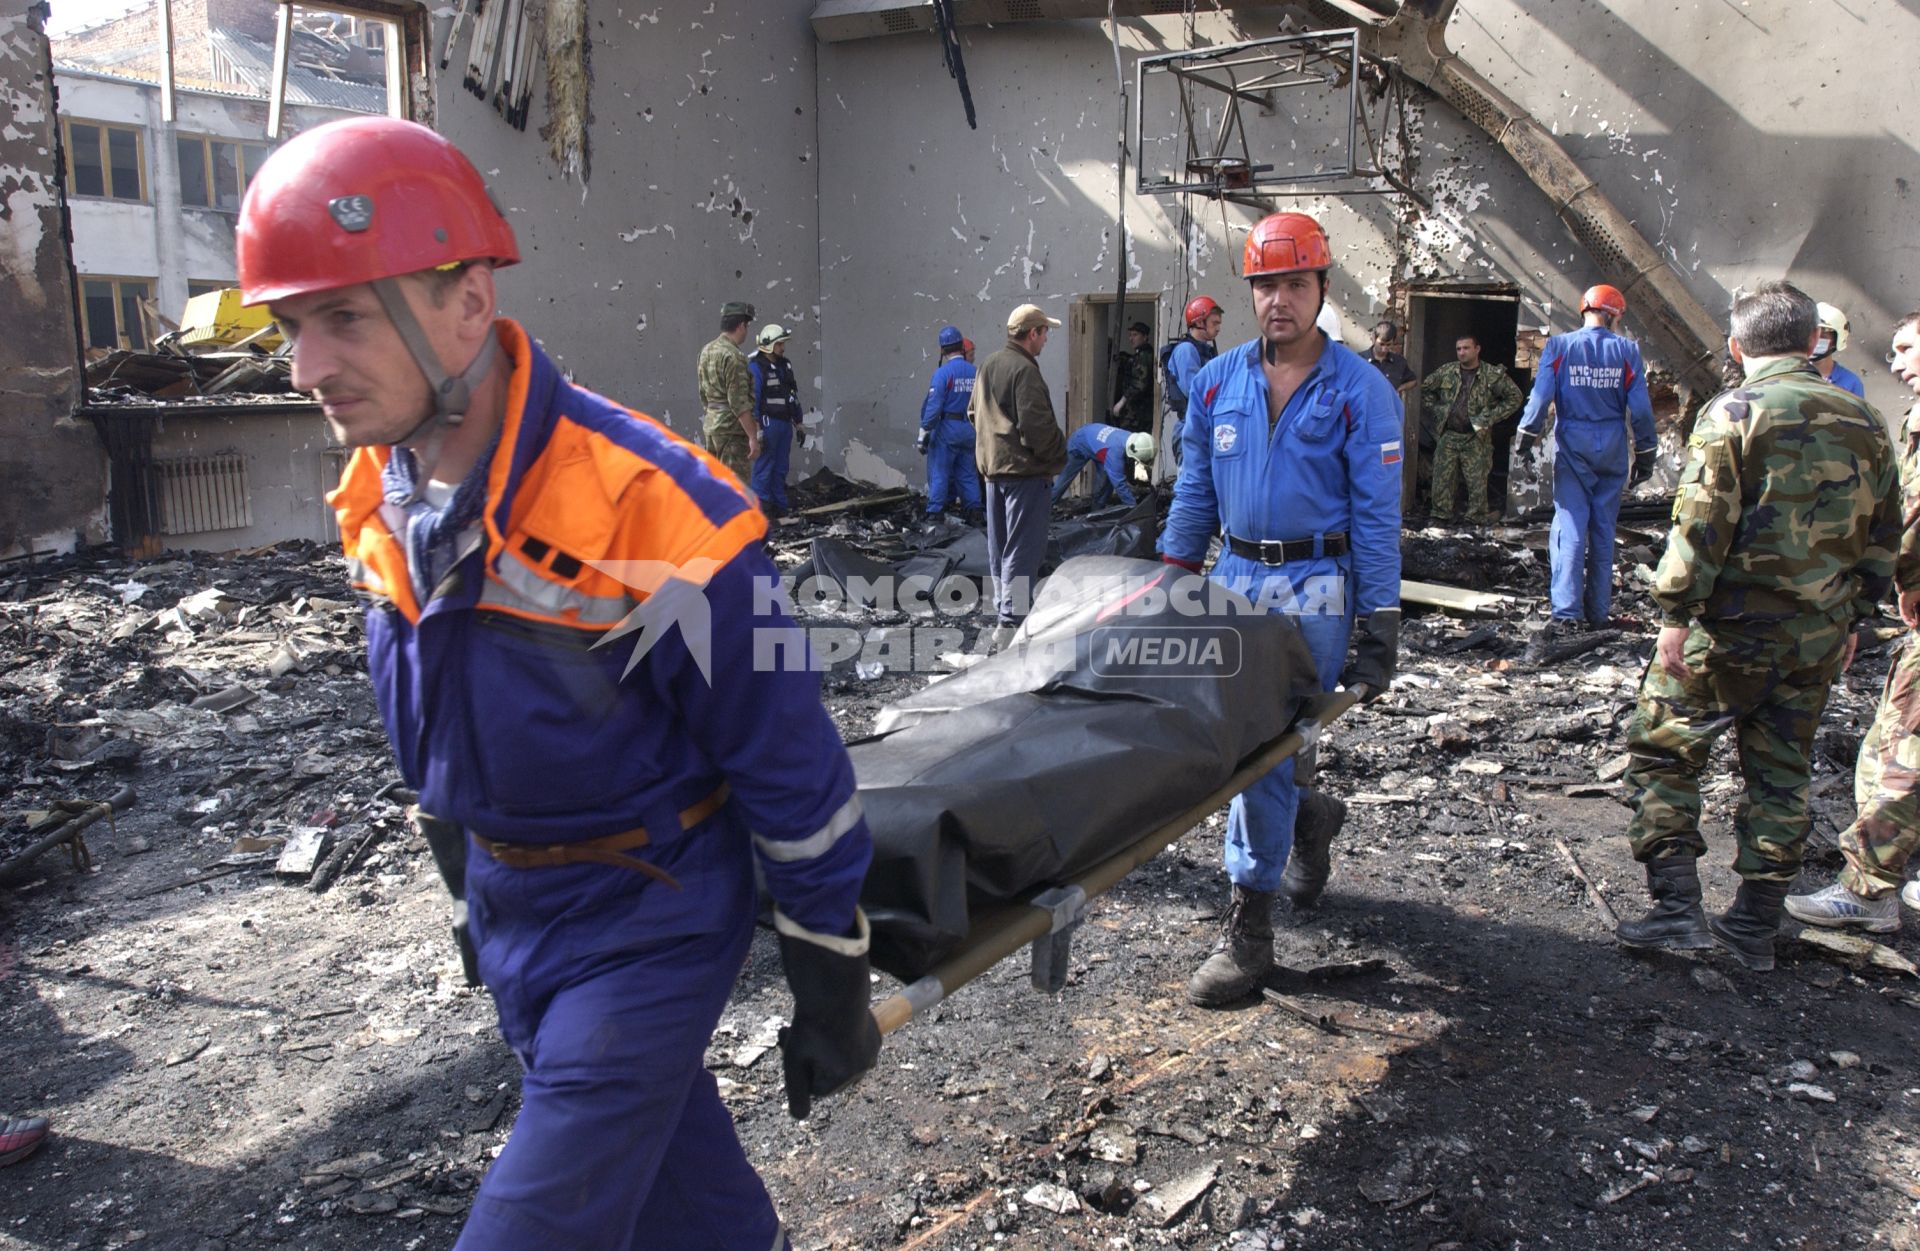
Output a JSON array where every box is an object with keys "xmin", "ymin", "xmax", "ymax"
[
  {"xmin": 777, "ymin": 909, "xmax": 881, "ymax": 1119},
  {"xmin": 1341, "ymin": 608, "xmax": 1400, "ymax": 703},
  {"xmin": 1515, "ymin": 431, "xmax": 1540, "ymax": 457},
  {"xmin": 1629, "ymin": 447, "xmax": 1656, "ymax": 487},
  {"xmin": 916, "ymin": 428, "xmax": 931, "ymax": 455}
]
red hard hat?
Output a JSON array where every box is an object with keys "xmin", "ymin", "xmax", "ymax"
[
  {"xmin": 1183, "ymin": 295, "xmax": 1222, "ymax": 327},
  {"xmin": 1580, "ymin": 284, "xmax": 1627, "ymax": 318},
  {"xmin": 1242, "ymin": 212, "xmax": 1333, "ymax": 279},
  {"xmin": 237, "ymin": 117, "xmax": 519, "ymax": 307}
]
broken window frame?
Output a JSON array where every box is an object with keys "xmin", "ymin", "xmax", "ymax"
[
  {"xmin": 1133, "ymin": 28, "xmax": 1420, "ymax": 205},
  {"xmin": 78, "ymin": 275, "xmax": 155, "ymax": 352},
  {"xmin": 175, "ymin": 132, "xmax": 274, "ymax": 212},
  {"xmin": 266, "ymin": 0, "xmax": 416, "ymax": 138},
  {"xmin": 61, "ymin": 116, "xmax": 148, "ymax": 203}
]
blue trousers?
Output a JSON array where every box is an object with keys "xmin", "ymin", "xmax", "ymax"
[
  {"xmin": 752, "ymin": 418, "xmax": 793, "ymax": 512},
  {"xmin": 1549, "ymin": 428, "xmax": 1628, "ymax": 623},
  {"xmin": 1210, "ymin": 553, "xmax": 1354, "ymax": 892},
  {"xmin": 926, "ymin": 437, "xmax": 982, "ymax": 515},
  {"xmin": 984, "ymin": 475, "xmax": 1050, "ymax": 623},
  {"xmin": 1050, "ymin": 451, "xmax": 1133, "ymax": 508},
  {"xmin": 457, "ymin": 845, "xmax": 787, "ymax": 1251}
]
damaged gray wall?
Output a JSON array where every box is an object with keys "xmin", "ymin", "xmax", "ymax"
[
  {"xmin": 449, "ymin": 1, "xmax": 1917, "ymax": 488},
  {"xmin": 433, "ymin": 0, "xmax": 826, "ymax": 468},
  {"xmin": 0, "ymin": 0, "xmax": 106, "ymax": 557},
  {"xmin": 1438, "ymin": 0, "xmax": 1920, "ymax": 419}
]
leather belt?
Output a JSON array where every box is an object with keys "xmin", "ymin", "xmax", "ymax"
[
  {"xmin": 469, "ymin": 783, "xmax": 730, "ymax": 890},
  {"xmin": 1226, "ymin": 532, "xmax": 1349, "ymax": 565}
]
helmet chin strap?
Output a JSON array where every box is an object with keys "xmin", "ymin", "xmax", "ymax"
[{"xmin": 371, "ymin": 276, "xmax": 500, "ymax": 494}]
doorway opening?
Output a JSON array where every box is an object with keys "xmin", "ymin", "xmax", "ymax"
[
  {"xmin": 1066, "ymin": 293, "xmax": 1161, "ymax": 490},
  {"xmin": 1404, "ymin": 283, "xmax": 1527, "ymax": 518}
]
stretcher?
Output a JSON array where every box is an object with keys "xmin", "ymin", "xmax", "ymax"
[{"xmin": 867, "ymin": 688, "xmax": 1359, "ymax": 1036}]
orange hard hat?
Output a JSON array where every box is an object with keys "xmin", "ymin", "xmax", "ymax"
[
  {"xmin": 1242, "ymin": 212, "xmax": 1333, "ymax": 280},
  {"xmin": 237, "ymin": 117, "xmax": 518, "ymax": 307},
  {"xmin": 1183, "ymin": 295, "xmax": 1222, "ymax": 327},
  {"xmin": 1580, "ymin": 284, "xmax": 1627, "ymax": 319}
]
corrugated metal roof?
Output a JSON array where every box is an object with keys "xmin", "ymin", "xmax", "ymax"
[{"xmin": 208, "ymin": 29, "xmax": 388, "ymax": 114}]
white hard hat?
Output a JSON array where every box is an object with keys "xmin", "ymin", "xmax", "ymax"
[
  {"xmin": 757, "ymin": 323, "xmax": 792, "ymax": 348},
  {"xmin": 1815, "ymin": 302, "xmax": 1850, "ymax": 355},
  {"xmin": 1126, "ymin": 431, "xmax": 1156, "ymax": 463}
]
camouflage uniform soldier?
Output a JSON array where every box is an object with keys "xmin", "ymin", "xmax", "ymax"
[
  {"xmin": 698, "ymin": 300, "xmax": 758, "ymax": 484},
  {"xmin": 1108, "ymin": 322, "xmax": 1156, "ymax": 433},
  {"xmin": 1418, "ymin": 333, "xmax": 1524, "ymax": 521},
  {"xmin": 1787, "ymin": 310, "xmax": 1920, "ymax": 931},
  {"xmin": 1616, "ymin": 282, "xmax": 1899, "ymax": 971}
]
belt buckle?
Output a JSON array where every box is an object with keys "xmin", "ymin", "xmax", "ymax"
[{"xmin": 1265, "ymin": 539, "xmax": 1287, "ymax": 564}]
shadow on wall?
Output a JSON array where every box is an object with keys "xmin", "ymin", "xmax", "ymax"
[{"xmin": 1497, "ymin": 0, "xmax": 1915, "ymax": 326}]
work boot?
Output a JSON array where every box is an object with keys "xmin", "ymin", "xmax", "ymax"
[
  {"xmin": 1186, "ymin": 885, "xmax": 1276, "ymax": 1007},
  {"xmin": 1615, "ymin": 855, "xmax": 1713, "ymax": 950},
  {"xmin": 1707, "ymin": 878, "xmax": 1792, "ymax": 971},
  {"xmin": 1281, "ymin": 790, "xmax": 1346, "ymax": 908},
  {"xmin": 1784, "ymin": 880, "xmax": 1900, "ymax": 934},
  {"xmin": 0, "ymin": 1114, "xmax": 48, "ymax": 1168}
]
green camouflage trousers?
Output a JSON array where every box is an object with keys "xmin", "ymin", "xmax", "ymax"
[
  {"xmin": 703, "ymin": 414, "xmax": 753, "ymax": 487},
  {"xmin": 1839, "ymin": 634, "xmax": 1920, "ymax": 897},
  {"xmin": 1430, "ymin": 430, "xmax": 1493, "ymax": 520},
  {"xmin": 1624, "ymin": 619, "xmax": 1849, "ymax": 881}
]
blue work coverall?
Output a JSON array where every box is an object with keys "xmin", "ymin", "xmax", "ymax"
[
  {"xmin": 748, "ymin": 350, "xmax": 801, "ymax": 512},
  {"xmin": 1051, "ymin": 422, "xmax": 1137, "ymax": 507},
  {"xmin": 334, "ymin": 320, "xmax": 869, "ymax": 1251},
  {"xmin": 1829, "ymin": 362, "xmax": 1865, "ymax": 398},
  {"xmin": 1159, "ymin": 334, "xmax": 1403, "ymax": 891},
  {"xmin": 921, "ymin": 353, "xmax": 983, "ymax": 515},
  {"xmin": 1517, "ymin": 324, "xmax": 1657, "ymax": 624},
  {"xmin": 1164, "ymin": 337, "xmax": 1215, "ymax": 461}
]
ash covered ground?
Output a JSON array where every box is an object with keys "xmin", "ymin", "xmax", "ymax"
[{"xmin": 2, "ymin": 479, "xmax": 1917, "ymax": 1251}]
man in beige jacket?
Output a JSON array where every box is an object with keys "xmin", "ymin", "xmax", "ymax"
[{"xmin": 973, "ymin": 303, "xmax": 1068, "ymax": 625}]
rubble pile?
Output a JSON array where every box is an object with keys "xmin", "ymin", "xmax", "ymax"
[
  {"xmin": 1, "ymin": 517, "xmax": 1916, "ymax": 1250},
  {"xmin": 0, "ymin": 542, "xmax": 398, "ymax": 887}
]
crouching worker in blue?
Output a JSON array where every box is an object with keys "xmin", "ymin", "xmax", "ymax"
[
  {"xmin": 1159, "ymin": 211, "xmax": 1403, "ymax": 1007},
  {"xmin": 1051, "ymin": 423, "xmax": 1156, "ymax": 508},
  {"xmin": 919, "ymin": 325, "xmax": 984, "ymax": 520},
  {"xmin": 237, "ymin": 117, "xmax": 878, "ymax": 1251},
  {"xmin": 1515, "ymin": 283, "xmax": 1658, "ymax": 639}
]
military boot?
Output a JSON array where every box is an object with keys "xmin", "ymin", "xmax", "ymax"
[
  {"xmin": 1186, "ymin": 885, "xmax": 1276, "ymax": 1007},
  {"xmin": 1707, "ymin": 878, "xmax": 1792, "ymax": 971},
  {"xmin": 1614, "ymin": 855, "xmax": 1713, "ymax": 950},
  {"xmin": 1281, "ymin": 790, "xmax": 1347, "ymax": 909}
]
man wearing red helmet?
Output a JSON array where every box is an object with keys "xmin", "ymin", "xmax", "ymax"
[
  {"xmin": 1159, "ymin": 211, "xmax": 1403, "ymax": 1006},
  {"xmin": 1515, "ymin": 283, "xmax": 1659, "ymax": 639},
  {"xmin": 237, "ymin": 117, "xmax": 878, "ymax": 1251},
  {"xmin": 1161, "ymin": 295, "xmax": 1224, "ymax": 463}
]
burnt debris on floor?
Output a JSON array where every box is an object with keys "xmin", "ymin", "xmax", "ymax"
[{"xmin": 2, "ymin": 504, "xmax": 1918, "ymax": 1251}]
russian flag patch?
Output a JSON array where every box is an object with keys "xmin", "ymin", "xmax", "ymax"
[{"xmin": 1380, "ymin": 440, "xmax": 1403, "ymax": 466}]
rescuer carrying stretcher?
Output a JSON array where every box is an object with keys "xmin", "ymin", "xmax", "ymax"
[{"xmin": 236, "ymin": 116, "xmax": 879, "ymax": 1251}]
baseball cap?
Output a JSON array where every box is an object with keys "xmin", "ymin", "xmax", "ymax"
[{"xmin": 1007, "ymin": 303, "xmax": 1062, "ymax": 335}]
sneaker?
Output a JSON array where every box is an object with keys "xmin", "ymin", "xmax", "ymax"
[
  {"xmin": 0, "ymin": 1114, "xmax": 48, "ymax": 1168},
  {"xmin": 1783, "ymin": 881, "xmax": 1901, "ymax": 934},
  {"xmin": 1903, "ymin": 880, "xmax": 1920, "ymax": 913}
]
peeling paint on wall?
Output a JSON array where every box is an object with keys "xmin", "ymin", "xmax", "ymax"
[{"xmin": 841, "ymin": 437, "xmax": 908, "ymax": 491}]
